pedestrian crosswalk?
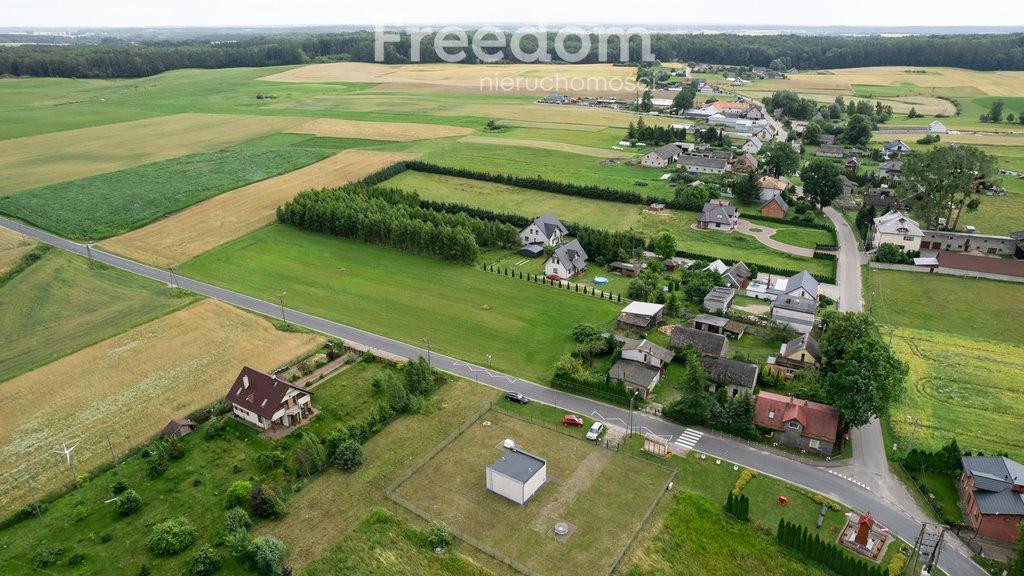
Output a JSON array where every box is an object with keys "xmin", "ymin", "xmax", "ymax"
[{"xmin": 673, "ymin": 429, "xmax": 704, "ymax": 450}]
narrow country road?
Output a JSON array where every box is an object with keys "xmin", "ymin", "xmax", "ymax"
[{"xmin": 0, "ymin": 216, "xmax": 984, "ymax": 576}]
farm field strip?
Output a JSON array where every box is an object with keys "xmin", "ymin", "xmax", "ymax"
[
  {"xmin": 0, "ymin": 299, "xmax": 321, "ymax": 518},
  {"xmin": 101, "ymin": 150, "xmax": 419, "ymax": 267},
  {"xmin": 287, "ymin": 117, "xmax": 474, "ymax": 141},
  {"xmin": 0, "ymin": 226, "xmax": 33, "ymax": 274},
  {"xmin": 459, "ymin": 134, "xmax": 631, "ymax": 158},
  {"xmin": 0, "ymin": 113, "xmax": 309, "ymax": 194}
]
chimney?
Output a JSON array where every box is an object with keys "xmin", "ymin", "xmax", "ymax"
[{"xmin": 242, "ymin": 374, "xmax": 249, "ymax": 389}]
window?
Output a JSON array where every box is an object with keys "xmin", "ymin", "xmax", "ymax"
[
  {"xmin": 808, "ymin": 439, "xmax": 820, "ymax": 450},
  {"xmin": 767, "ymin": 410, "xmax": 776, "ymax": 419},
  {"xmin": 903, "ymin": 235, "xmax": 915, "ymax": 242},
  {"xmin": 787, "ymin": 421, "xmax": 800, "ymax": 430}
]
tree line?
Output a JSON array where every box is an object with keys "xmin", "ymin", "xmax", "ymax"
[
  {"xmin": 275, "ymin": 183, "xmax": 518, "ymax": 264},
  {"xmin": 777, "ymin": 519, "xmax": 886, "ymax": 576},
  {"xmin": 5, "ymin": 32, "xmax": 1024, "ymax": 78}
]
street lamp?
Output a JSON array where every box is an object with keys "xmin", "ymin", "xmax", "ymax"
[
  {"xmin": 628, "ymin": 389, "xmax": 640, "ymax": 438},
  {"xmin": 421, "ymin": 337, "xmax": 432, "ymax": 366},
  {"xmin": 486, "ymin": 354, "xmax": 492, "ymax": 367},
  {"xmin": 276, "ymin": 292, "xmax": 287, "ymax": 323}
]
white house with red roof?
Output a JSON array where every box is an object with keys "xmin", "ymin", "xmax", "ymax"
[{"xmin": 225, "ymin": 366, "xmax": 314, "ymax": 431}]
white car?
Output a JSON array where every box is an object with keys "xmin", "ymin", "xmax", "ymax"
[{"xmin": 586, "ymin": 422, "xmax": 605, "ymax": 440}]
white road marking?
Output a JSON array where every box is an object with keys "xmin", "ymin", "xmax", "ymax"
[{"xmin": 673, "ymin": 428, "xmax": 704, "ymax": 450}]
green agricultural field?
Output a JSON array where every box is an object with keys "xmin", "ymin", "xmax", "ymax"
[
  {"xmin": 0, "ymin": 249, "xmax": 197, "ymax": 383},
  {"xmin": 179, "ymin": 224, "xmax": 621, "ymax": 383},
  {"xmin": 385, "ymin": 171, "xmax": 832, "ymax": 276},
  {"xmin": 392, "ymin": 409, "xmax": 673, "ymax": 576},
  {"xmin": 0, "ymin": 147, "xmax": 330, "ymax": 240}
]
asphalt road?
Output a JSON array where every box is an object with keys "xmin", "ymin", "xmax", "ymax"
[{"xmin": 0, "ymin": 216, "xmax": 983, "ymax": 576}]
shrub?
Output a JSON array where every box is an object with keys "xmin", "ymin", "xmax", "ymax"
[
  {"xmin": 250, "ymin": 536, "xmax": 286, "ymax": 576},
  {"xmin": 115, "ymin": 489, "xmax": 142, "ymax": 516},
  {"xmin": 139, "ymin": 564, "xmax": 152, "ymax": 576},
  {"xmin": 428, "ymin": 521, "xmax": 452, "ymax": 549},
  {"xmin": 332, "ymin": 439, "xmax": 364, "ymax": 472},
  {"xmin": 205, "ymin": 417, "xmax": 229, "ymax": 439},
  {"xmin": 147, "ymin": 517, "xmax": 197, "ymax": 555},
  {"xmin": 111, "ymin": 480, "xmax": 128, "ymax": 495},
  {"xmin": 888, "ymin": 553, "xmax": 907, "ymax": 576},
  {"xmin": 190, "ymin": 544, "xmax": 222, "ymax": 576},
  {"xmin": 100, "ymin": 533, "xmax": 113, "ymax": 544},
  {"xmin": 33, "ymin": 545, "xmax": 64, "ymax": 568},
  {"xmin": 224, "ymin": 507, "xmax": 252, "ymax": 534},
  {"xmin": 148, "ymin": 450, "xmax": 169, "ymax": 479},
  {"xmin": 731, "ymin": 469, "xmax": 758, "ymax": 496},
  {"xmin": 223, "ymin": 528, "xmax": 251, "ymax": 558},
  {"xmin": 225, "ymin": 481, "xmax": 252, "ymax": 510},
  {"xmin": 249, "ymin": 484, "xmax": 286, "ymax": 520},
  {"xmin": 67, "ymin": 552, "xmax": 86, "ymax": 566},
  {"xmin": 167, "ymin": 437, "xmax": 185, "ymax": 460}
]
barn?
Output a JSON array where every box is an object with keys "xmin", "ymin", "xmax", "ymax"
[{"xmin": 486, "ymin": 447, "xmax": 547, "ymax": 505}]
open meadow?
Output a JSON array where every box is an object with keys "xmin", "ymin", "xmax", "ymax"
[
  {"xmin": 0, "ymin": 250, "xmax": 198, "ymax": 383},
  {"xmin": 287, "ymin": 117, "xmax": 474, "ymax": 140},
  {"xmin": 393, "ymin": 409, "xmax": 673, "ymax": 575},
  {"xmin": 0, "ymin": 299, "xmax": 321, "ymax": 519},
  {"xmin": 178, "ymin": 224, "xmax": 622, "ymax": 382},
  {"xmin": 102, "ymin": 150, "xmax": 419, "ymax": 267}
]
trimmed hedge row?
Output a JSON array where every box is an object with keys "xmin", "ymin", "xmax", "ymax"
[
  {"xmin": 777, "ymin": 519, "xmax": 886, "ymax": 576},
  {"xmin": 743, "ymin": 213, "xmax": 835, "ymax": 233}
]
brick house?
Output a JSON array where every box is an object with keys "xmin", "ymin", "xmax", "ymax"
[{"xmin": 959, "ymin": 456, "xmax": 1024, "ymax": 544}]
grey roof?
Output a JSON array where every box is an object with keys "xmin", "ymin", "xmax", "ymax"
[
  {"xmin": 785, "ymin": 270, "xmax": 819, "ymax": 297},
  {"xmin": 702, "ymin": 357, "xmax": 758, "ymax": 390},
  {"xmin": 880, "ymin": 160, "xmax": 903, "ymax": 172},
  {"xmin": 709, "ymin": 150, "xmax": 734, "ymax": 160},
  {"xmin": 724, "ymin": 262, "xmax": 752, "ymax": 287},
  {"xmin": 961, "ymin": 456, "xmax": 1024, "ymax": 515},
  {"xmin": 883, "ymin": 140, "xmax": 911, "ymax": 152},
  {"xmin": 698, "ymin": 202, "xmax": 737, "ymax": 225},
  {"xmin": 773, "ymin": 295, "xmax": 818, "ymax": 314},
  {"xmin": 670, "ymin": 326, "xmax": 728, "ymax": 357},
  {"xmin": 703, "ymin": 285, "xmax": 736, "ymax": 304},
  {"xmin": 609, "ymin": 359, "xmax": 662, "ymax": 391},
  {"xmin": 489, "ymin": 448, "xmax": 546, "ymax": 484},
  {"xmin": 519, "ymin": 244, "xmax": 544, "ymax": 257},
  {"xmin": 692, "ymin": 313, "xmax": 729, "ymax": 328},
  {"xmin": 816, "ymin": 144, "xmax": 844, "ymax": 156},
  {"xmin": 619, "ymin": 337, "xmax": 676, "ymax": 364},
  {"xmin": 609, "ymin": 261, "xmax": 640, "ymax": 272},
  {"xmin": 679, "ymin": 154, "xmax": 730, "ymax": 170},
  {"xmin": 550, "ymin": 239, "xmax": 588, "ymax": 271},
  {"xmin": 649, "ymin": 143, "xmax": 684, "ymax": 160},
  {"xmin": 532, "ymin": 212, "xmax": 568, "ymax": 239},
  {"xmin": 783, "ymin": 334, "xmax": 821, "ymax": 363},
  {"xmin": 760, "ymin": 190, "xmax": 790, "ymax": 213}
]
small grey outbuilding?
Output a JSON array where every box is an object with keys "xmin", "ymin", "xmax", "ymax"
[{"xmin": 486, "ymin": 447, "xmax": 547, "ymax": 505}]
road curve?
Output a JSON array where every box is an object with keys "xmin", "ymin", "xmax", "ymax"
[{"xmin": 0, "ymin": 216, "xmax": 983, "ymax": 576}]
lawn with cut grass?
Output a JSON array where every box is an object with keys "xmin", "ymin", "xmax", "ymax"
[
  {"xmin": 0, "ymin": 147, "xmax": 331, "ymax": 240},
  {"xmin": 179, "ymin": 224, "xmax": 620, "ymax": 383},
  {"xmin": 392, "ymin": 409, "xmax": 673, "ymax": 576},
  {"xmin": 769, "ymin": 226, "xmax": 836, "ymax": 249},
  {"xmin": 0, "ymin": 249, "xmax": 197, "ymax": 383}
]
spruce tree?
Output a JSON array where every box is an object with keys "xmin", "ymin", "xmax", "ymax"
[
  {"xmin": 725, "ymin": 491, "xmax": 735, "ymax": 515},
  {"xmin": 777, "ymin": 518, "xmax": 785, "ymax": 542}
]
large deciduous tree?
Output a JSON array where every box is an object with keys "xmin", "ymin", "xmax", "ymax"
[
  {"xmin": 761, "ymin": 140, "xmax": 801, "ymax": 178},
  {"xmin": 801, "ymin": 122, "xmax": 822, "ymax": 145},
  {"xmin": 801, "ymin": 159, "xmax": 842, "ymax": 209},
  {"xmin": 824, "ymin": 337, "xmax": 907, "ymax": 428},
  {"xmin": 818, "ymin": 311, "xmax": 878, "ymax": 368},
  {"xmin": 902, "ymin": 144, "xmax": 997, "ymax": 230},
  {"xmin": 665, "ymin": 350, "xmax": 712, "ymax": 425},
  {"xmin": 843, "ymin": 114, "xmax": 873, "ymax": 146}
]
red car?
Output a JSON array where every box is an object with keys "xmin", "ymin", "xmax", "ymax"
[
  {"xmin": 562, "ymin": 414, "xmax": 585, "ymax": 427},
  {"xmin": 545, "ymin": 274, "xmax": 563, "ymax": 282}
]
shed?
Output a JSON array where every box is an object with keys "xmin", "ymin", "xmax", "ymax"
[
  {"xmin": 608, "ymin": 261, "xmax": 640, "ymax": 277},
  {"xmin": 160, "ymin": 418, "xmax": 196, "ymax": 438},
  {"xmin": 519, "ymin": 244, "xmax": 544, "ymax": 258},
  {"xmin": 486, "ymin": 448, "xmax": 547, "ymax": 505}
]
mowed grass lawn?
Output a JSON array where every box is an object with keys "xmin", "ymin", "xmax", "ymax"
[
  {"xmin": 179, "ymin": 225, "xmax": 621, "ymax": 382},
  {"xmin": 0, "ymin": 250, "xmax": 196, "ymax": 383},
  {"xmin": 393, "ymin": 410, "xmax": 673, "ymax": 576},
  {"xmin": 0, "ymin": 147, "xmax": 330, "ymax": 240},
  {"xmin": 385, "ymin": 171, "xmax": 832, "ymax": 275}
]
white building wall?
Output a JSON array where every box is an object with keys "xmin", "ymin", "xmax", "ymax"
[
  {"xmin": 232, "ymin": 405, "xmax": 267, "ymax": 429},
  {"xmin": 874, "ymin": 230, "xmax": 922, "ymax": 252},
  {"xmin": 521, "ymin": 464, "xmax": 546, "ymax": 503},
  {"xmin": 621, "ymin": 348, "xmax": 665, "ymax": 369},
  {"xmin": 486, "ymin": 469, "xmax": 525, "ymax": 504}
]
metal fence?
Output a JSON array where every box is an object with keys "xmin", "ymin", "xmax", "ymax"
[{"xmin": 489, "ymin": 403, "xmax": 622, "ymax": 451}]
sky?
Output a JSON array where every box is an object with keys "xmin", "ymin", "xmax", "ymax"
[{"xmin": 6, "ymin": 0, "xmax": 1024, "ymax": 29}]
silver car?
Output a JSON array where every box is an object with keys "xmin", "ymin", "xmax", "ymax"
[{"xmin": 586, "ymin": 421, "xmax": 604, "ymax": 440}]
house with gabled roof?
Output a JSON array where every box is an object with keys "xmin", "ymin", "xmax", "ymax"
[
  {"xmin": 732, "ymin": 152, "xmax": 758, "ymax": 173},
  {"xmin": 520, "ymin": 212, "xmax": 567, "ymax": 247},
  {"xmin": 759, "ymin": 190, "xmax": 789, "ymax": 218},
  {"xmin": 758, "ymin": 175, "xmax": 788, "ymax": 192},
  {"xmin": 959, "ymin": 456, "xmax": 1024, "ymax": 543},
  {"xmin": 702, "ymin": 357, "xmax": 758, "ymax": 397},
  {"xmin": 617, "ymin": 301, "xmax": 665, "ymax": 332},
  {"xmin": 765, "ymin": 334, "xmax": 821, "ymax": 379},
  {"xmin": 609, "ymin": 337, "xmax": 676, "ymax": 398},
  {"xmin": 768, "ymin": 270, "xmax": 819, "ymax": 300},
  {"xmin": 879, "ymin": 160, "xmax": 903, "ymax": 181},
  {"xmin": 679, "ymin": 154, "xmax": 731, "ymax": 175},
  {"xmin": 741, "ymin": 136, "xmax": 763, "ymax": 154},
  {"xmin": 815, "ymin": 144, "xmax": 844, "ymax": 158},
  {"xmin": 697, "ymin": 201, "xmax": 739, "ymax": 230},
  {"xmin": 641, "ymin": 142, "xmax": 687, "ymax": 168},
  {"xmin": 722, "ymin": 262, "xmax": 752, "ymax": 289},
  {"xmin": 669, "ymin": 326, "xmax": 728, "ymax": 357},
  {"xmin": 226, "ymin": 366, "xmax": 314, "ymax": 431},
  {"xmin": 771, "ymin": 295, "xmax": 818, "ymax": 334},
  {"xmin": 882, "ymin": 140, "xmax": 912, "ymax": 158},
  {"xmin": 755, "ymin": 391, "xmax": 840, "ymax": 454},
  {"xmin": 872, "ymin": 211, "xmax": 923, "ymax": 252},
  {"xmin": 702, "ymin": 285, "xmax": 735, "ymax": 313},
  {"xmin": 544, "ymin": 239, "xmax": 588, "ymax": 279}
]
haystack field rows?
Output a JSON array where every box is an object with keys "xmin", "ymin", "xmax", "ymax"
[
  {"xmin": 0, "ymin": 299, "xmax": 321, "ymax": 518},
  {"xmin": 287, "ymin": 117, "xmax": 474, "ymax": 141},
  {"xmin": 459, "ymin": 135, "xmax": 633, "ymax": 158},
  {"xmin": 0, "ymin": 113, "xmax": 309, "ymax": 194},
  {"xmin": 0, "ymin": 227, "xmax": 33, "ymax": 274},
  {"xmin": 261, "ymin": 62, "xmax": 637, "ymax": 95},
  {"xmin": 742, "ymin": 66, "xmax": 1024, "ymax": 98},
  {"xmin": 101, "ymin": 150, "xmax": 419, "ymax": 268}
]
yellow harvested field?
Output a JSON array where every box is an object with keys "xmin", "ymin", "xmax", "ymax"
[
  {"xmin": 0, "ymin": 299, "xmax": 320, "ymax": 517},
  {"xmin": 287, "ymin": 117, "xmax": 472, "ymax": 141},
  {"xmin": 262, "ymin": 62, "xmax": 637, "ymax": 95},
  {"xmin": 0, "ymin": 113, "xmax": 309, "ymax": 194},
  {"xmin": 460, "ymin": 135, "xmax": 632, "ymax": 158},
  {"xmin": 740, "ymin": 66, "xmax": 1024, "ymax": 97},
  {"xmin": 0, "ymin": 227, "xmax": 34, "ymax": 274},
  {"xmin": 100, "ymin": 150, "xmax": 418, "ymax": 267}
]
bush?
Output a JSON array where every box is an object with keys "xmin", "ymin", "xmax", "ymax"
[
  {"xmin": 223, "ymin": 528, "xmax": 251, "ymax": 558},
  {"xmin": 100, "ymin": 533, "xmax": 113, "ymax": 544},
  {"xmin": 224, "ymin": 507, "xmax": 252, "ymax": 534},
  {"xmin": 249, "ymin": 484, "xmax": 286, "ymax": 520},
  {"xmin": 115, "ymin": 489, "xmax": 142, "ymax": 516},
  {"xmin": 731, "ymin": 469, "xmax": 758, "ymax": 496},
  {"xmin": 250, "ymin": 536, "xmax": 286, "ymax": 576},
  {"xmin": 148, "ymin": 449, "xmax": 169, "ymax": 478},
  {"xmin": 33, "ymin": 545, "xmax": 64, "ymax": 568},
  {"xmin": 139, "ymin": 564, "xmax": 152, "ymax": 576},
  {"xmin": 190, "ymin": 545, "xmax": 222, "ymax": 576},
  {"xmin": 332, "ymin": 439, "xmax": 364, "ymax": 472},
  {"xmin": 167, "ymin": 437, "xmax": 185, "ymax": 460},
  {"xmin": 888, "ymin": 553, "xmax": 907, "ymax": 575},
  {"xmin": 67, "ymin": 552, "xmax": 86, "ymax": 566},
  {"xmin": 147, "ymin": 517, "xmax": 197, "ymax": 555},
  {"xmin": 427, "ymin": 521, "xmax": 452, "ymax": 549},
  {"xmin": 111, "ymin": 480, "xmax": 128, "ymax": 495},
  {"xmin": 205, "ymin": 417, "xmax": 229, "ymax": 439},
  {"xmin": 225, "ymin": 481, "xmax": 252, "ymax": 510}
]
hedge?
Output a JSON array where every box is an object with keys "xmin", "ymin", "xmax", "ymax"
[{"xmin": 777, "ymin": 519, "xmax": 886, "ymax": 576}]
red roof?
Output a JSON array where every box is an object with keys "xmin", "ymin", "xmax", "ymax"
[
  {"xmin": 754, "ymin": 391, "xmax": 840, "ymax": 443},
  {"xmin": 937, "ymin": 251, "xmax": 1024, "ymax": 277},
  {"xmin": 859, "ymin": 514, "xmax": 875, "ymax": 529},
  {"xmin": 225, "ymin": 366, "xmax": 307, "ymax": 420}
]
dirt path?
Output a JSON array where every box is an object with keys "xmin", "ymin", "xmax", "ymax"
[
  {"xmin": 687, "ymin": 220, "xmax": 814, "ymax": 257},
  {"xmin": 530, "ymin": 447, "xmax": 613, "ymax": 532}
]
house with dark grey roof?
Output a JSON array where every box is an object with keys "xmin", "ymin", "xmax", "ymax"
[
  {"xmin": 160, "ymin": 418, "xmax": 196, "ymax": 438},
  {"xmin": 641, "ymin": 142, "xmax": 688, "ymax": 168},
  {"xmin": 765, "ymin": 334, "xmax": 821, "ymax": 379},
  {"xmin": 814, "ymin": 144, "xmax": 844, "ymax": 158},
  {"xmin": 840, "ymin": 175, "xmax": 858, "ymax": 198},
  {"xmin": 679, "ymin": 154, "xmax": 731, "ymax": 175},
  {"xmin": 697, "ymin": 201, "xmax": 739, "ymax": 230},
  {"xmin": 702, "ymin": 357, "xmax": 758, "ymax": 397},
  {"xmin": 669, "ymin": 326, "xmax": 728, "ymax": 357},
  {"xmin": 770, "ymin": 295, "xmax": 818, "ymax": 334},
  {"xmin": 544, "ymin": 239, "xmax": 588, "ymax": 279},
  {"xmin": 818, "ymin": 134, "xmax": 835, "ymax": 145},
  {"xmin": 609, "ymin": 337, "xmax": 676, "ymax": 398},
  {"xmin": 759, "ymin": 190, "xmax": 789, "ymax": 218},
  {"xmin": 879, "ymin": 160, "xmax": 903, "ymax": 181},
  {"xmin": 863, "ymin": 187, "xmax": 901, "ymax": 212},
  {"xmin": 702, "ymin": 285, "xmax": 735, "ymax": 313},
  {"xmin": 882, "ymin": 140, "xmax": 912, "ymax": 158},
  {"xmin": 959, "ymin": 456, "xmax": 1024, "ymax": 543},
  {"xmin": 691, "ymin": 313, "xmax": 746, "ymax": 339},
  {"xmin": 722, "ymin": 262, "xmax": 752, "ymax": 289},
  {"xmin": 520, "ymin": 212, "xmax": 568, "ymax": 247},
  {"xmin": 226, "ymin": 366, "xmax": 314, "ymax": 431},
  {"xmin": 487, "ymin": 447, "xmax": 547, "ymax": 505},
  {"xmin": 608, "ymin": 261, "xmax": 640, "ymax": 277},
  {"xmin": 768, "ymin": 270, "xmax": 819, "ymax": 300}
]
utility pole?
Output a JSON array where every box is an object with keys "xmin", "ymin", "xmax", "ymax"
[
  {"xmin": 168, "ymin": 267, "xmax": 178, "ymax": 289},
  {"xmin": 25, "ymin": 478, "xmax": 42, "ymax": 519},
  {"xmin": 55, "ymin": 442, "xmax": 84, "ymax": 501},
  {"xmin": 107, "ymin": 434, "xmax": 121, "ymax": 478},
  {"xmin": 16, "ymin": 221, "xmax": 28, "ymax": 245},
  {"xmin": 85, "ymin": 243, "xmax": 93, "ymax": 262},
  {"xmin": 276, "ymin": 292, "xmax": 287, "ymax": 324},
  {"xmin": 906, "ymin": 416, "xmax": 919, "ymax": 456},
  {"xmin": 421, "ymin": 337, "xmax": 432, "ymax": 366}
]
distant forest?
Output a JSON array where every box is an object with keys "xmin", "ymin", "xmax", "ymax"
[{"xmin": 3, "ymin": 31, "xmax": 1024, "ymax": 78}]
